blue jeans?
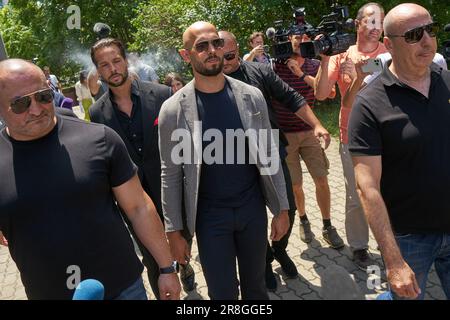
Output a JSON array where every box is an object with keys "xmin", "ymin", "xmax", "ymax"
[
  {"xmin": 113, "ymin": 277, "xmax": 148, "ymax": 300},
  {"xmin": 388, "ymin": 233, "xmax": 450, "ymax": 300}
]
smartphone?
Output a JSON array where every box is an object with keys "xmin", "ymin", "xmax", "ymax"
[{"xmin": 361, "ymin": 58, "xmax": 383, "ymax": 74}]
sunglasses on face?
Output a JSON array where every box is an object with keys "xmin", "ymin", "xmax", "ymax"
[
  {"xmin": 10, "ymin": 88, "xmax": 54, "ymax": 114},
  {"xmin": 224, "ymin": 52, "xmax": 237, "ymax": 61},
  {"xmin": 387, "ymin": 22, "xmax": 438, "ymax": 44},
  {"xmin": 192, "ymin": 38, "xmax": 225, "ymax": 53}
]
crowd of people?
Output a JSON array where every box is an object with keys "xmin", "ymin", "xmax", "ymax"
[{"xmin": 0, "ymin": 2, "xmax": 449, "ymax": 300}]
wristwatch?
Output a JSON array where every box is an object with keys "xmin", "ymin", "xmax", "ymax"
[{"xmin": 159, "ymin": 261, "xmax": 179, "ymax": 274}]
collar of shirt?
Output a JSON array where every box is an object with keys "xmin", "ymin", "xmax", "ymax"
[{"xmin": 380, "ymin": 59, "xmax": 442, "ymax": 87}]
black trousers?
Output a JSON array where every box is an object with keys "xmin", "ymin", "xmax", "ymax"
[
  {"xmin": 196, "ymin": 192, "xmax": 269, "ymax": 300},
  {"xmin": 266, "ymin": 158, "xmax": 296, "ymax": 263}
]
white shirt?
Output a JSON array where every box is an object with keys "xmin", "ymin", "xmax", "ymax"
[{"xmin": 364, "ymin": 52, "xmax": 448, "ymax": 85}]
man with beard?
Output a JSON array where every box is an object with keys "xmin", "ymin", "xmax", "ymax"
[
  {"xmin": 159, "ymin": 21, "xmax": 290, "ymax": 299},
  {"xmin": 0, "ymin": 59, "xmax": 180, "ymax": 299},
  {"xmin": 89, "ymin": 38, "xmax": 196, "ymax": 298}
]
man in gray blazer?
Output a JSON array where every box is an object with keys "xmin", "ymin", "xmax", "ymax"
[{"xmin": 159, "ymin": 21, "xmax": 290, "ymax": 300}]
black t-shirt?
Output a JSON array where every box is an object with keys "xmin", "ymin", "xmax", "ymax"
[
  {"xmin": 0, "ymin": 115, "xmax": 143, "ymax": 299},
  {"xmin": 196, "ymin": 82, "xmax": 260, "ymax": 207},
  {"xmin": 348, "ymin": 63, "xmax": 450, "ymax": 234}
]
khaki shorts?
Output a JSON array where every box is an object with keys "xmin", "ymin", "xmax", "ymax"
[{"xmin": 285, "ymin": 130, "xmax": 329, "ymax": 185}]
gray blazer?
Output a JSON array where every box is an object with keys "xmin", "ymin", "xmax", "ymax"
[{"xmin": 158, "ymin": 75, "xmax": 289, "ymax": 236}]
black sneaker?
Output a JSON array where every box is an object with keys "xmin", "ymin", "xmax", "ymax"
[
  {"xmin": 322, "ymin": 226, "xmax": 345, "ymax": 249},
  {"xmin": 273, "ymin": 249, "xmax": 298, "ymax": 278},
  {"xmin": 265, "ymin": 263, "xmax": 277, "ymax": 291},
  {"xmin": 353, "ymin": 249, "xmax": 377, "ymax": 271},
  {"xmin": 180, "ymin": 263, "xmax": 197, "ymax": 292},
  {"xmin": 299, "ymin": 220, "xmax": 314, "ymax": 243}
]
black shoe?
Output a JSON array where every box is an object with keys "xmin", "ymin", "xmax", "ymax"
[
  {"xmin": 299, "ymin": 220, "xmax": 314, "ymax": 243},
  {"xmin": 265, "ymin": 263, "xmax": 277, "ymax": 291},
  {"xmin": 353, "ymin": 249, "xmax": 377, "ymax": 271},
  {"xmin": 322, "ymin": 226, "xmax": 345, "ymax": 249},
  {"xmin": 273, "ymin": 249, "xmax": 298, "ymax": 278},
  {"xmin": 180, "ymin": 263, "xmax": 197, "ymax": 292}
]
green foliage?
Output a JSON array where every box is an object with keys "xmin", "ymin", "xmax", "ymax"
[{"xmin": 1, "ymin": 0, "xmax": 449, "ymax": 85}]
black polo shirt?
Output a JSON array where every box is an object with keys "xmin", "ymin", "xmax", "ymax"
[
  {"xmin": 348, "ymin": 61, "xmax": 450, "ymax": 234},
  {"xmin": 110, "ymin": 86, "xmax": 144, "ymax": 160}
]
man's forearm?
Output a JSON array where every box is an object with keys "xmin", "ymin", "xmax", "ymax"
[
  {"xmin": 357, "ymin": 186, "xmax": 404, "ymax": 268},
  {"xmin": 342, "ymin": 77, "xmax": 364, "ymax": 109},
  {"xmin": 129, "ymin": 198, "xmax": 173, "ymax": 268},
  {"xmin": 314, "ymin": 57, "xmax": 333, "ymax": 101},
  {"xmin": 294, "ymin": 103, "xmax": 322, "ymax": 128}
]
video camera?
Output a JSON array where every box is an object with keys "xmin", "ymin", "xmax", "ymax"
[
  {"xmin": 443, "ymin": 24, "xmax": 450, "ymax": 61},
  {"xmin": 299, "ymin": 5, "xmax": 356, "ymax": 59},
  {"xmin": 266, "ymin": 5, "xmax": 356, "ymax": 61},
  {"xmin": 265, "ymin": 7, "xmax": 312, "ymax": 61}
]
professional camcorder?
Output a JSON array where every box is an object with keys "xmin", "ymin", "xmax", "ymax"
[
  {"xmin": 266, "ymin": 5, "xmax": 356, "ymax": 61},
  {"xmin": 299, "ymin": 5, "xmax": 356, "ymax": 59},
  {"xmin": 443, "ymin": 24, "xmax": 450, "ymax": 61}
]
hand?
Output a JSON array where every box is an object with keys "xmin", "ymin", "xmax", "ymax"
[
  {"xmin": 252, "ymin": 45, "xmax": 265, "ymax": 57},
  {"xmin": 270, "ymin": 210, "xmax": 289, "ymax": 241},
  {"xmin": 314, "ymin": 125, "xmax": 331, "ymax": 150},
  {"xmin": 354, "ymin": 58, "xmax": 372, "ymax": 80},
  {"xmin": 158, "ymin": 273, "xmax": 181, "ymax": 300},
  {"xmin": 167, "ymin": 231, "xmax": 191, "ymax": 265},
  {"xmin": 286, "ymin": 58, "xmax": 304, "ymax": 77},
  {"xmin": 0, "ymin": 231, "xmax": 8, "ymax": 246},
  {"xmin": 387, "ymin": 261, "xmax": 421, "ymax": 299},
  {"xmin": 340, "ymin": 57, "xmax": 356, "ymax": 82}
]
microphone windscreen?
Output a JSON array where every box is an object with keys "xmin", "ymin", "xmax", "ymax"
[
  {"xmin": 266, "ymin": 27, "xmax": 276, "ymax": 39},
  {"xmin": 73, "ymin": 279, "xmax": 105, "ymax": 300}
]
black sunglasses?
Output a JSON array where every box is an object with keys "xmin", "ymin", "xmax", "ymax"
[
  {"xmin": 192, "ymin": 38, "xmax": 225, "ymax": 53},
  {"xmin": 224, "ymin": 52, "xmax": 237, "ymax": 61},
  {"xmin": 10, "ymin": 88, "xmax": 54, "ymax": 114},
  {"xmin": 387, "ymin": 22, "xmax": 438, "ymax": 44}
]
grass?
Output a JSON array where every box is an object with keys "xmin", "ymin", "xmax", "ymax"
[{"xmin": 313, "ymin": 98, "xmax": 340, "ymax": 138}]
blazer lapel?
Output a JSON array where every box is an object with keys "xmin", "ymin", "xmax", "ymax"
[
  {"xmin": 226, "ymin": 75, "xmax": 260, "ymax": 132},
  {"xmin": 138, "ymin": 82, "xmax": 157, "ymax": 158}
]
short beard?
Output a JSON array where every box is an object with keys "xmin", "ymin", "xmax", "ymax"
[
  {"xmin": 192, "ymin": 57, "xmax": 224, "ymax": 77},
  {"xmin": 107, "ymin": 71, "xmax": 129, "ymax": 87}
]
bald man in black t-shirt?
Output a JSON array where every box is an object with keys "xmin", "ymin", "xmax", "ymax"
[{"xmin": 0, "ymin": 59, "xmax": 180, "ymax": 300}]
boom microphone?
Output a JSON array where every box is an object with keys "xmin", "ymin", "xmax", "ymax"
[
  {"xmin": 266, "ymin": 27, "xmax": 276, "ymax": 40},
  {"xmin": 72, "ymin": 279, "xmax": 105, "ymax": 300},
  {"xmin": 93, "ymin": 23, "xmax": 111, "ymax": 39}
]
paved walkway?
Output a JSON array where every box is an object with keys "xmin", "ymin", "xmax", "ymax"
[{"xmin": 0, "ymin": 138, "xmax": 445, "ymax": 300}]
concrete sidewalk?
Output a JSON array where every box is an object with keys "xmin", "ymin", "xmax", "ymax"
[{"xmin": 0, "ymin": 138, "xmax": 445, "ymax": 300}]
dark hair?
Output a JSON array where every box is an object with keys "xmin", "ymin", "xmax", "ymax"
[
  {"xmin": 90, "ymin": 38, "xmax": 127, "ymax": 67},
  {"xmin": 79, "ymin": 70, "xmax": 88, "ymax": 82},
  {"xmin": 356, "ymin": 3, "xmax": 384, "ymax": 21},
  {"xmin": 164, "ymin": 72, "xmax": 185, "ymax": 87}
]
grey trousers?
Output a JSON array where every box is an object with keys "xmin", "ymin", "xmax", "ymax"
[{"xmin": 339, "ymin": 143, "xmax": 369, "ymax": 252}]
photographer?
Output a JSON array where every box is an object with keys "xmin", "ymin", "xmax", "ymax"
[
  {"xmin": 314, "ymin": 2, "xmax": 387, "ymax": 270},
  {"xmin": 243, "ymin": 32, "xmax": 271, "ymax": 64},
  {"xmin": 272, "ymin": 31, "xmax": 344, "ymax": 250}
]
